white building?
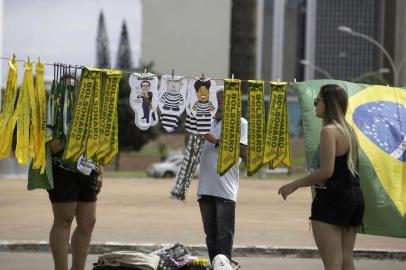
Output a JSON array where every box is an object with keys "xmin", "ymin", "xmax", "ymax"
[{"xmin": 141, "ymin": 0, "xmax": 231, "ymax": 78}]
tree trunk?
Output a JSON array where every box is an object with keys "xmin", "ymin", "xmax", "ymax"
[{"xmin": 229, "ymin": 0, "xmax": 258, "ymax": 81}]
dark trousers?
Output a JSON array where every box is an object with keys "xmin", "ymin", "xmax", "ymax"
[{"xmin": 198, "ymin": 195, "xmax": 236, "ymax": 262}]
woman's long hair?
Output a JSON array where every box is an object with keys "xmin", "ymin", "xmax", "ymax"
[{"xmin": 319, "ymin": 84, "xmax": 359, "ymax": 175}]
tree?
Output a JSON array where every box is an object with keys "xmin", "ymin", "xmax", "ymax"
[
  {"xmin": 116, "ymin": 20, "xmax": 133, "ymax": 70},
  {"xmin": 96, "ymin": 11, "xmax": 111, "ymax": 68},
  {"xmin": 229, "ymin": 0, "xmax": 257, "ymax": 86}
]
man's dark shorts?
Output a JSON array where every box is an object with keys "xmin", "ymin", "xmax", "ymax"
[{"xmin": 47, "ymin": 164, "xmax": 98, "ymax": 203}]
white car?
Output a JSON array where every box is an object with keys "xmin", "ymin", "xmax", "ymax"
[{"xmin": 146, "ymin": 155, "xmax": 200, "ymax": 178}]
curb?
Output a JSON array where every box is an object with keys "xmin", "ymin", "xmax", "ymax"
[{"xmin": 1, "ymin": 241, "xmax": 405, "ymax": 261}]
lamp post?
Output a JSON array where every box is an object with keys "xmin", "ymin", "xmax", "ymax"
[
  {"xmin": 300, "ymin": 59, "xmax": 334, "ymax": 79},
  {"xmin": 351, "ymin": 68, "xmax": 390, "ymax": 82},
  {"xmin": 338, "ymin": 25, "xmax": 398, "ymax": 86}
]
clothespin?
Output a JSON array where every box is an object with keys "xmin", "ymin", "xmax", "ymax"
[
  {"xmin": 27, "ymin": 56, "xmax": 30, "ymax": 63},
  {"xmin": 231, "ymin": 73, "xmax": 235, "ymax": 80},
  {"xmin": 12, "ymin": 54, "xmax": 16, "ymax": 62},
  {"xmin": 294, "ymin": 78, "xmax": 297, "ymax": 83},
  {"xmin": 144, "ymin": 68, "xmax": 147, "ymax": 76},
  {"xmin": 38, "ymin": 57, "xmax": 41, "ymax": 64},
  {"xmin": 172, "ymin": 68, "xmax": 175, "ymax": 79}
]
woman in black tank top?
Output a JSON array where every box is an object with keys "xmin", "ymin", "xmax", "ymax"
[{"xmin": 278, "ymin": 84, "xmax": 365, "ymax": 270}]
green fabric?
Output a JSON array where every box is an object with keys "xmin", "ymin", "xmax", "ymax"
[
  {"xmin": 289, "ymin": 79, "xmax": 406, "ymax": 238},
  {"xmin": 27, "ymin": 142, "xmax": 53, "ymax": 190}
]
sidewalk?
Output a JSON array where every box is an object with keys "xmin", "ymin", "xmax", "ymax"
[
  {"xmin": 1, "ymin": 253, "xmax": 406, "ymax": 270},
  {"xmin": 1, "ymin": 178, "xmax": 405, "ymax": 269}
]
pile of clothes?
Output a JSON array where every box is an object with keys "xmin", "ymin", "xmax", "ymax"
[{"xmin": 92, "ymin": 243, "xmax": 211, "ymax": 270}]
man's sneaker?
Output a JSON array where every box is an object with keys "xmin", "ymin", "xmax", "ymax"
[{"xmin": 212, "ymin": 254, "xmax": 233, "ymax": 270}]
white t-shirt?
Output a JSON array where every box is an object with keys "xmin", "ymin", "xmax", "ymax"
[{"xmin": 197, "ymin": 118, "xmax": 248, "ymax": 201}]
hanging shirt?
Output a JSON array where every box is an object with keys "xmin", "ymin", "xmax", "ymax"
[{"xmin": 197, "ymin": 118, "xmax": 248, "ymax": 201}]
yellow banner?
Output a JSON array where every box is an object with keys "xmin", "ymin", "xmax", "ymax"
[
  {"xmin": 0, "ymin": 59, "xmax": 18, "ymax": 159},
  {"xmin": 96, "ymin": 70, "xmax": 122, "ymax": 160},
  {"xmin": 33, "ymin": 62, "xmax": 47, "ymax": 173},
  {"xmin": 15, "ymin": 61, "xmax": 34, "ymax": 165},
  {"xmin": 102, "ymin": 104, "xmax": 118, "ymax": 166},
  {"xmin": 247, "ymin": 80, "xmax": 265, "ymax": 176},
  {"xmin": 86, "ymin": 71, "xmax": 102, "ymax": 159},
  {"xmin": 263, "ymin": 82, "xmax": 291, "ymax": 168},
  {"xmin": 64, "ymin": 68, "xmax": 96, "ymax": 160},
  {"xmin": 217, "ymin": 79, "xmax": 241, "ymax": 176}
]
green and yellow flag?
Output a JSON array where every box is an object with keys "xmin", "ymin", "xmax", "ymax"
[
  {"xmin": 247, "ymin": 80, "xmax": 265, "ymax": 176},
  {"xmin": 217, "ymin": 79, "xmax": 242, "ymax": 176},
  {"xmin": 263, "ymin": 82, "xmax": 291, "ymax": 169},
  {"xmin": 290, "ymin": 80, "xmax": 406, "ymax": 238}
]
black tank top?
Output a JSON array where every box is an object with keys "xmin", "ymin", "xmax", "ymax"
[{"xmin": 316, "ymin": 152, "xmax": 360, "ymax": 191}]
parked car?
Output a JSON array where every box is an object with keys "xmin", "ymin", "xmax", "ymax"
[{"xmin": 146, "ymin": 154, "xmax": 200, "ymax": 178}]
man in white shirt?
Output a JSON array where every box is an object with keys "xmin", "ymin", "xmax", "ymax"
[{"xmin": 197, "ymin": 86, "xmax": 248, "ymax": 267}]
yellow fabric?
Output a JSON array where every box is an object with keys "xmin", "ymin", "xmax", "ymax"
[
  {"xmin": 102, "ymin": 103, "xmax": 118, "ymax": 165},
  {"xmin": 64, "ymin": 68, "xmax": 96, "ymax": 161},
  {"xmin": 217, "ymin": 79, "xmax": 241, "ymax": 176},
  {"xmin": 35, "ymin": 62, "xmax": 47, "ymax": 173},
  {"xmin": 247, "ymin": 80, "xmax": 265, "ymax": 176},
  {"xmin": 96, "ymin": 71, "xmax": 122, "ymax": 161},
  {"xmin": 0, "ymin": 59, "xmax": 18, "ymax": 158},
  {"xmin": 15, "ymin": 61, "xmax": 34, "ymax": 164},
  {"xmin": 28, "ymin": 62, "xmax": 41, "ymax": 169},
  {"xmin": 86, "ymin": 70, "xmax": 102, "ymax": 159},
  {"xmin": 263, "ymin": 82, "xmax": 291, "ymax": 169}
]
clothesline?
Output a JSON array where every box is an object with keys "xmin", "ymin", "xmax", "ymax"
[{"xmin": 0, "ymin": 55, "xmax": 292, "ymax": 83}]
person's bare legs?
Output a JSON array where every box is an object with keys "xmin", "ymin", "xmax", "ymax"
[
  {"xmin": 341, "ymin": 227, "xmax": 357, "ymax": 270},
  {"xmin": 50, "ymin": 202, "xmax": 77, "ymax": 270},
  {"xmin": 71, "ymin": 202, "xmax": 96, "ymax": 270},
  {"xmin": 312, "ymin": 220, "xmax": 343, "ymax": 270}
]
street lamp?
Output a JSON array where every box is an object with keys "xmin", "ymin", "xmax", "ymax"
[
  {"xmin": 338, "ymin": 25, "xmax": 398, "ymax": 86},
  {"xmin": 351, "ymin": 68, "xmax": 390, "ymax": 82},
  {"xmin": 300, "ymin": 59, "xmax": 334, "ymax": 79}
]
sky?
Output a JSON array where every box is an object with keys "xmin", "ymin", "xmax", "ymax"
[{"xmin": 0, "ymin": 0, "xmax": 142, "ymax": 84}]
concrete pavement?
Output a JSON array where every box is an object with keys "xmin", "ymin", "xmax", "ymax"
[{"xmin": 1, "ymin": 178, "xmax": 405, "ymax": 269}]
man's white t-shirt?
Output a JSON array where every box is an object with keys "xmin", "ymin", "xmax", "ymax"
[{"xmin": 197, "ymin": 118, "xmax": 248, "ymax": 202}]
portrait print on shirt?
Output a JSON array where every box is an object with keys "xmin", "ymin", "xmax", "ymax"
[
  {"xmin": 129, "ymin": 73, "xmax": 159, "ymax": 130},
  {"xmin": 159, "ymin": 75, "xmax": 187, "ymax": 132},
  {"xmin": 187, "ymin": 78, "xmax": 218, "ymax": 134}
]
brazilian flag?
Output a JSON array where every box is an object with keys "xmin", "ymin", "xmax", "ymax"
[{"xmin": 289, "ymin": 80, "xmax": 406, "ymax": 238}]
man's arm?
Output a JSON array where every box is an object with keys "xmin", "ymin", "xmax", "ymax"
[
  {"xmin": 239, "ymin": 118, "xmax": 248, "ymax": 159},
  {"xmin": 239, "ymin": 144, "xmax": 247, "ymax": 159}
]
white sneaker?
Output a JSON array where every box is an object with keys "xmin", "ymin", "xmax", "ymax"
[{"xmin": 212, "ymin": 254, "xmax": 233, "ymax": 270}]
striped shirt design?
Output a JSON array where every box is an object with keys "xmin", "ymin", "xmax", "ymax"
[
  {"xmin": 160, "ymin": 92, "xmax": 184, "ymax": 111},
  {"xmin": 161, "ymin": 113, "xmax": 179, "ymax": 132},
  {"xmin": 192, "ymin": 101, "xmax": 214, "ymax": 117},
  {"xmin": 185, "ymin": 114, "xmax": 197, "ymax": 133}
]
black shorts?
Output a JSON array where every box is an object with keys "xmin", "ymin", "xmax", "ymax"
[
  {"xmin": 310, "ymin": 187, "xmax": 364, "ymax": 227},
  {"xmin": 47, "ymin": 164, "xmax": 98, "ymax": 203}
]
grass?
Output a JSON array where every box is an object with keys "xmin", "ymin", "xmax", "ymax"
[
  {"xmin": 104, "ymin": 169, "xmax": 305, "ymax": 181},
  {"xmin": 105, "ymin": 170, "xmax": 148, "ymax": 178}
]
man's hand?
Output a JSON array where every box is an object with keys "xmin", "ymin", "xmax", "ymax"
[{"xmin": 203, "ymin": 132, "xmax": 218, "ymax": 144}]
